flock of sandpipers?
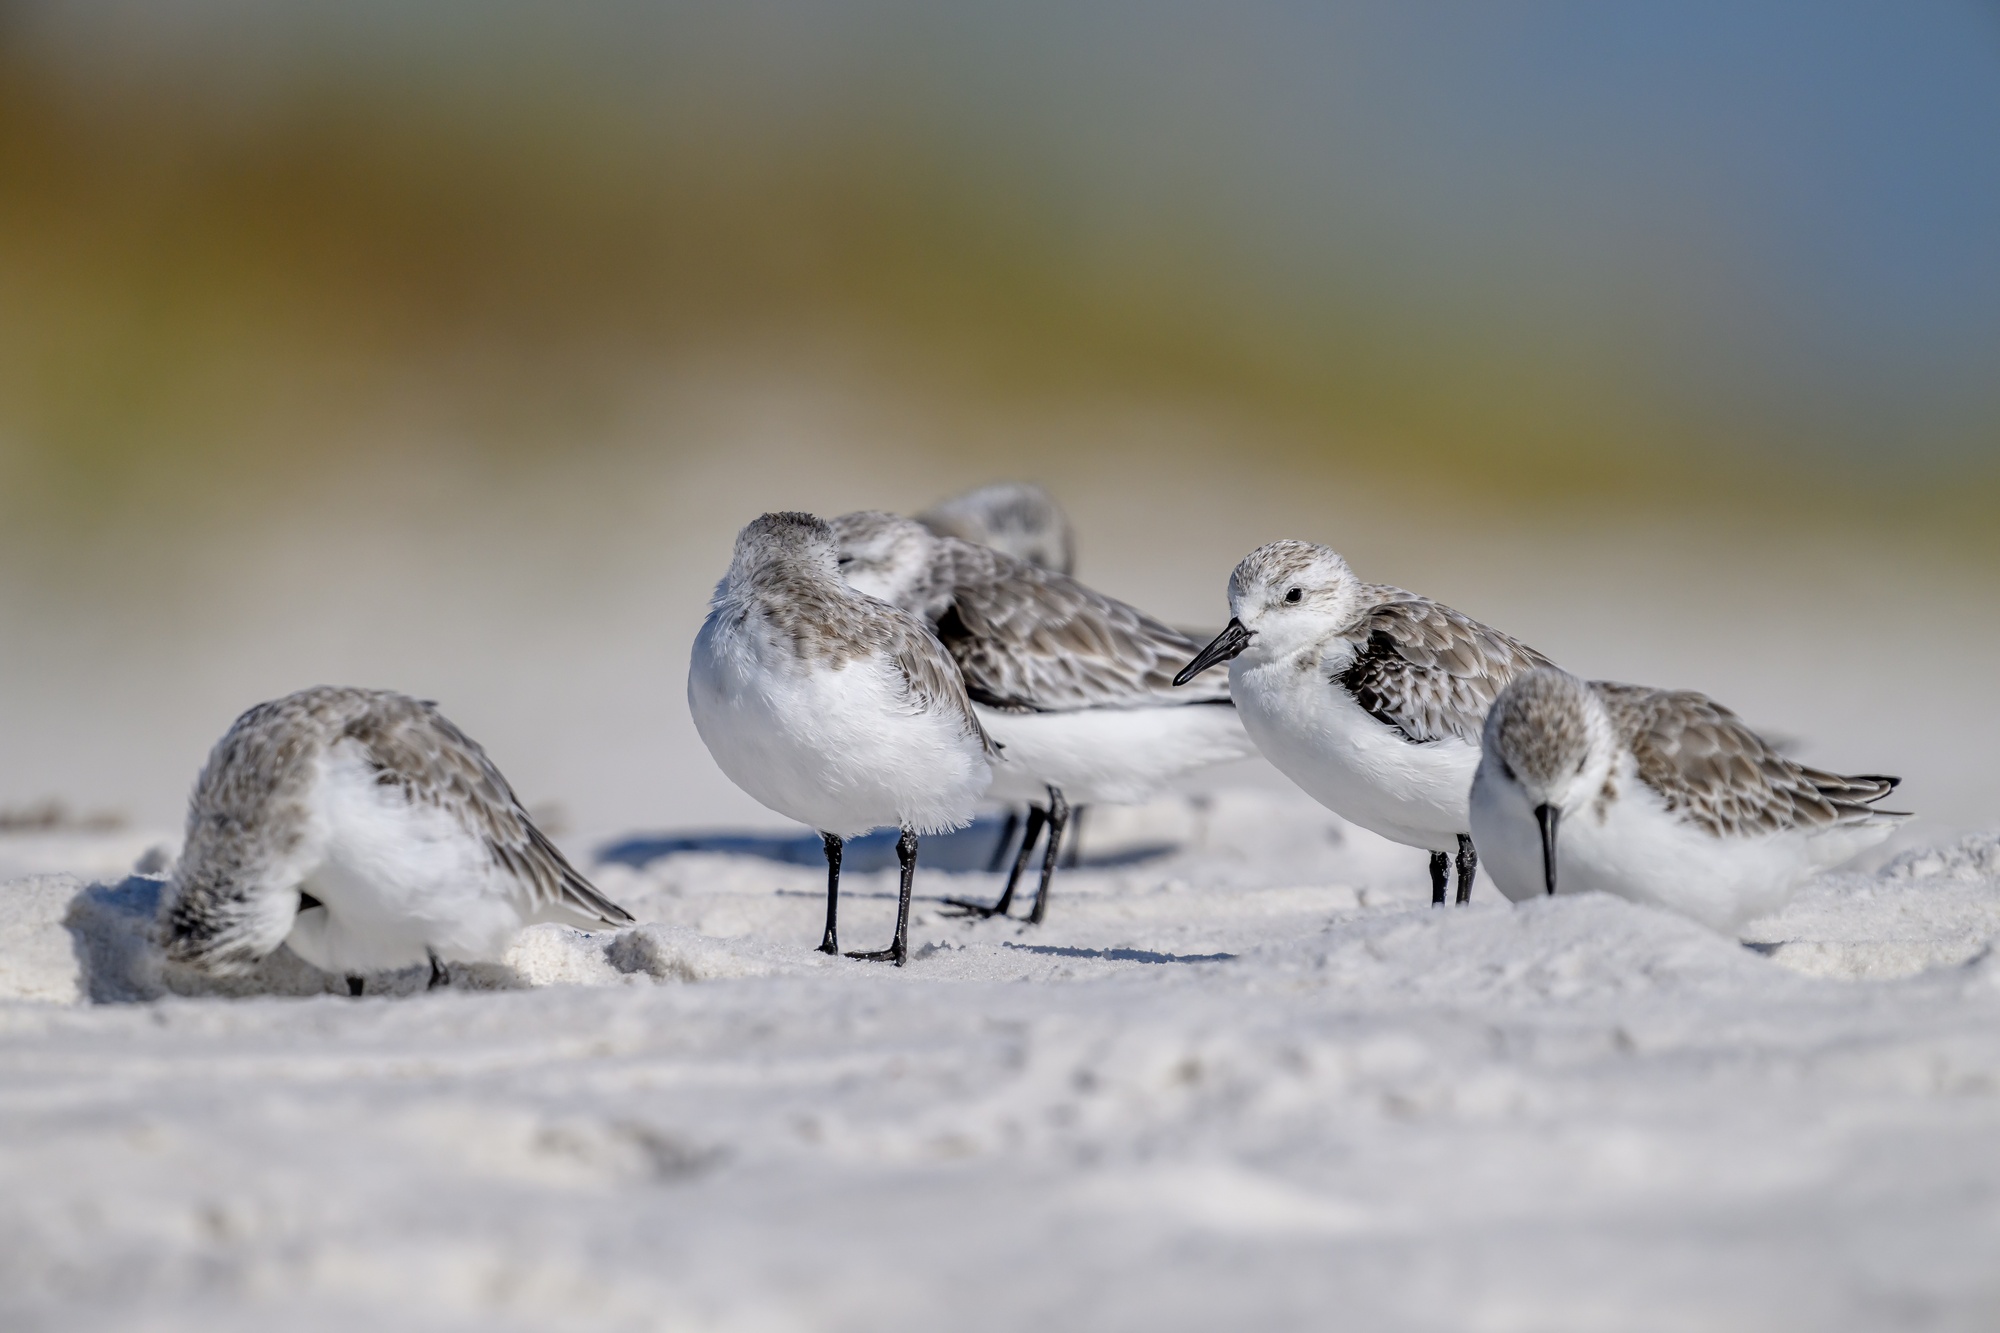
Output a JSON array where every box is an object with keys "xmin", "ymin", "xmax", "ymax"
[{"xmin": 158, "ymin": 482, "xmax": 1904, "ymax": 991}]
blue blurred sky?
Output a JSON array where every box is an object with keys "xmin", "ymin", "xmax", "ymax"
[{"xmin": 13, "ymin": 0, "xmax": 2000, "ymax": 472}]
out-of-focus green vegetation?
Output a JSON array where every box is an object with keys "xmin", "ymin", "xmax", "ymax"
[{"xmin": 1, "ymin": 46, "xmax": 1994, "ymax": 551}]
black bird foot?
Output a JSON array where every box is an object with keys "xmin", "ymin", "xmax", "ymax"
[
  {"xmin": 346, "ymin": 975, "xmax": 365, "ymax": 997},
  {"xmin": 844, "ymin": 946, "xmax": 908, "ymax": 967},
  {"xmin": 939, "ymin": 896, "xmax": 1011, "ymax": 919},
  {"xmin": 427, "ymin": 950, "xmax": 450, "ymax": 990}
]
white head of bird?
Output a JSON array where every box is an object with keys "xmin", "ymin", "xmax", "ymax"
[
  {"xmin": 1478, "ymin": 667, "xmax": 1620, "ymax": 893},
  {"xmin": 827, "ymin": 510, "xmax": 951, "ymax": 617},
  {"xmin": 1175, "ymin": 540, "xmax": 1364, "ymax": 682}
]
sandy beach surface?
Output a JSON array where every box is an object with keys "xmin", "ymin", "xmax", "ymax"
[{"xmin": 4, "ymin": 789, "xmax": 1999, "ymax": 1331}]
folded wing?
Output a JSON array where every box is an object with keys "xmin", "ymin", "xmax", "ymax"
[
  {"xmin": 933, "ymin": 541, "xmax": 1230, "ymax": 712},
  {"xmin": 1593, "ymin": 682, "xmax": 1903, "ymax": 837},
  {"xmin": 349, "ymin": 698, "xmax": 635, "ymax": 928},
  {"xmin": 1334, "ymin": 595, "xmax": 1553, "ymax": 744}
]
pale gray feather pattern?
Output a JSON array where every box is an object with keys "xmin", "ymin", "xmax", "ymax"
[
  {"xmin": 934, "ymin": 539, "xmax": 1230, "ymax": 711},
  {"xmin": 1593, "ymin": 681, "xmax": 1901, "ymax": 838},
  {"xmin": 887, "ymin": 615, "xmax": 1000, "ymax": 758},
  {"xmin": 1334, "ymin": 592, "xmax": 1553, "ymax": 744},
  {"xmin": 917, "ymin": 481, "xmax": 1075, "ymax": 574},
  {"xmin": 345, "ymin": 694, "xmax": 634, "ymax": 927}
]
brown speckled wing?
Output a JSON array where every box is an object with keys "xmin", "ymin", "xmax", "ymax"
[
  {"xmin": 933, "ymin": 541, "xmax": 1231, "ymax": 712},
  {"xmin": 347, "ymin": 696, "xmax": 634, "ymax": 927},
  {"xmin": 1334, "ymin": 595, "xmax": 1552, "ymax": 744},
  {"xmin": 1593, "ymin": 682, "xmax": 1900, "ymax": 837}
]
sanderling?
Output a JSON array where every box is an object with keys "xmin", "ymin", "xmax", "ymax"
[
  {"xmin": 1175, "ymin": 539, "xmax": 1550, "ymax": 906},
  {"xmin": 832, "ymin": 510, "xmax": 1255, "ymax": 923},
  {"xmin": 158, "ymin": 687, "xmax": 634, "ymax": 996},
  {"xmin": 917, "ymin": 481, "xmax": 1075, "ymax": 575},
  {"xmin": 917, "ymin": 482, "xmax": 1078, "ymax": 865},
  {"xmin": 1471, "ymin": 666, "xmax": 1907, "ymax": 932},
  {"xmin": 688, "ymin": 511, "xmax": 994, "ymax": 965}
]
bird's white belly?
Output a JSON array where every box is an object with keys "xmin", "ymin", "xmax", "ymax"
[
  {"xmin": 1231, "ymin": 657, "xmax": 1476, "ymax": 852},
  {"xmin": 284, "ymin": 745, "xmax": 524, "ymax": 974},
  {"xmin": 1473, "ymin": 755, "xmax": 1841, "ymax": 934},
  {"xmin": 977, "ymin": 702, "xmax": 1255, "ymax": 805},
  {"xmin": 688, "ymin": 621, "xmax": 989, "ymax": 837}
]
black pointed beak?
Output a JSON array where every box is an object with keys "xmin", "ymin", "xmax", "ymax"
[
  {"xmin": 1175, "ymin": 618, "xmax": 1253, "ymax": 686},
  {"xmin": 1534, "ymin": 803, "xmax": 1560, "ymax": 896}
]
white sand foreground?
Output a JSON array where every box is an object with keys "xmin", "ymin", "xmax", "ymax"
[{"xmin": 3, "ymin": 790, "xmax": 2000, "ymax": 1331}]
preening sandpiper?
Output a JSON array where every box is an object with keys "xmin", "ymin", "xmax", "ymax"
[
  {"xmin": 688, "ymin": 511, "xmax": 994, "ymax": 965},
  {"xmin": 1176, "ymin": 539, "xmax": 1550, "ymax": 906},
  {"xmin": 833, "ymin": 510, "xmax": 1255, "ymax": 923},
  {"xmin": 1471, "ymin": 666, "xmax": 1907, "ymax": 932},
  {"xmin": 158, "ymin": 686, "xmax": 633, "ymax": 996}
]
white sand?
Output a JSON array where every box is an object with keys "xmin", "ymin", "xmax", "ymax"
[{"xmin": 3, "ymin": 790, "xmax": 1999, "ymax": 1331}]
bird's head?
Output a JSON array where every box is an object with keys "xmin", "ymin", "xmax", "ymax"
[
  {"xmin": 828, "ymin": 510, "xmax": 951, "ymax": 617},
  {"xmin": 1175, "ymin": 539, "xmax": 1362, "ymax": 683},
  {"xmin": 1480, "ymin": 667, "xmax": 1617, "ymax": 894}
]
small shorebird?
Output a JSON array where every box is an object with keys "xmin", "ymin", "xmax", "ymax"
[
  {"xmin": 833, "ymin": 511, "xmax": 1254, "ymax": 923},
  {"xmin": 1175, "ymin": 539, "xmax": 1550, "ymax": 906},
  {"xmin": 158, "ymin": 687, "xmax": 634, "ymax": 995},
  {"xmin": 1471, "ymin": 666, "xmax": 1907, "ymax": 932},
  {"xmin": 917, "ymin": 482, "xmax": 1079, "ymax": 869},
  {"xmin": 688, "ymin": 511, "xmax": 994, "ymax": 965},
  {"xmin": 917, "ymin": 481, "xmax": 1076, "ymax": 575}
]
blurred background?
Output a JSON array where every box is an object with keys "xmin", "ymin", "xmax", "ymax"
[{"xmin": 1, "ymin": 1, "xmax": 1997, "ymax": 843}]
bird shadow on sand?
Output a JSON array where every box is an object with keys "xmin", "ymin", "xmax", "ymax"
[
  {"xmin": 597, "ymin": 817, "xmax": 1176, "ymax": 874},
  {"xmin": 995, "ymin": 942, "xmax": 1237, "ymax": 965}
]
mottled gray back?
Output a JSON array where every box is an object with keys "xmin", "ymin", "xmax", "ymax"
[
  {"xmin": 925, "ymin": 536, "xmax": 1230, "ymax": 711},
  {"xmin": 1336, "ymin": 592, "xmax": 1553, "ymax": 746},
  {"xmin": 1594, "ymin": 681, "xmax": 1902, "ymax": 837},
  {"xmin": 918, "ymin": 481, "xmax": 1075, "ymax": 575}
]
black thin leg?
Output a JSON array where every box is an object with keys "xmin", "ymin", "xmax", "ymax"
[
  {"xmin": 986, "ymin": 809, "xmax": 1022, "ymax": 874},
  {"xmin": 1061, "ymin": 805, "xmax": 1087, "ymax": 869},
  {"xmin": 991, "ymin": 804, "xmax": 1045, "ymax": 917},
  {"xmin": 427, "ymin": 950, "xmax": 450, "ymax": 990},
  {"xmin": 1429, "ymin": 851, "xmax": 1449, "ymax": 907},
  {"xmin": 346, "ymin": 975, "xmax": 365, "ymax": 997},
  {"xmin": 819, "ymin": 832, "xmax": 843, "ymax": 955},
  {"xmin": 1455, "ymin": 834, "xmax": 1477, "ymax": 906},
  {"xmin": 848, "ymin": 827, "xmax": 916, "ymax": 966},
  {"xmin": 1028, "ymin": 786, "xmax": 1070, "ymax": 925},
  {"xmin": 945, "ymin": 804, "xmax": 1046, "ymax": 918}
]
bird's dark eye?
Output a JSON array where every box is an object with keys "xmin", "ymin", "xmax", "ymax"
[
  {"xmin": 1283, "ymin": 587, "xmax": 1303, "ymax": 604},
  {"xmin": 837, "ymin": 555, "xmax": 854, "ymax": 566}
]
